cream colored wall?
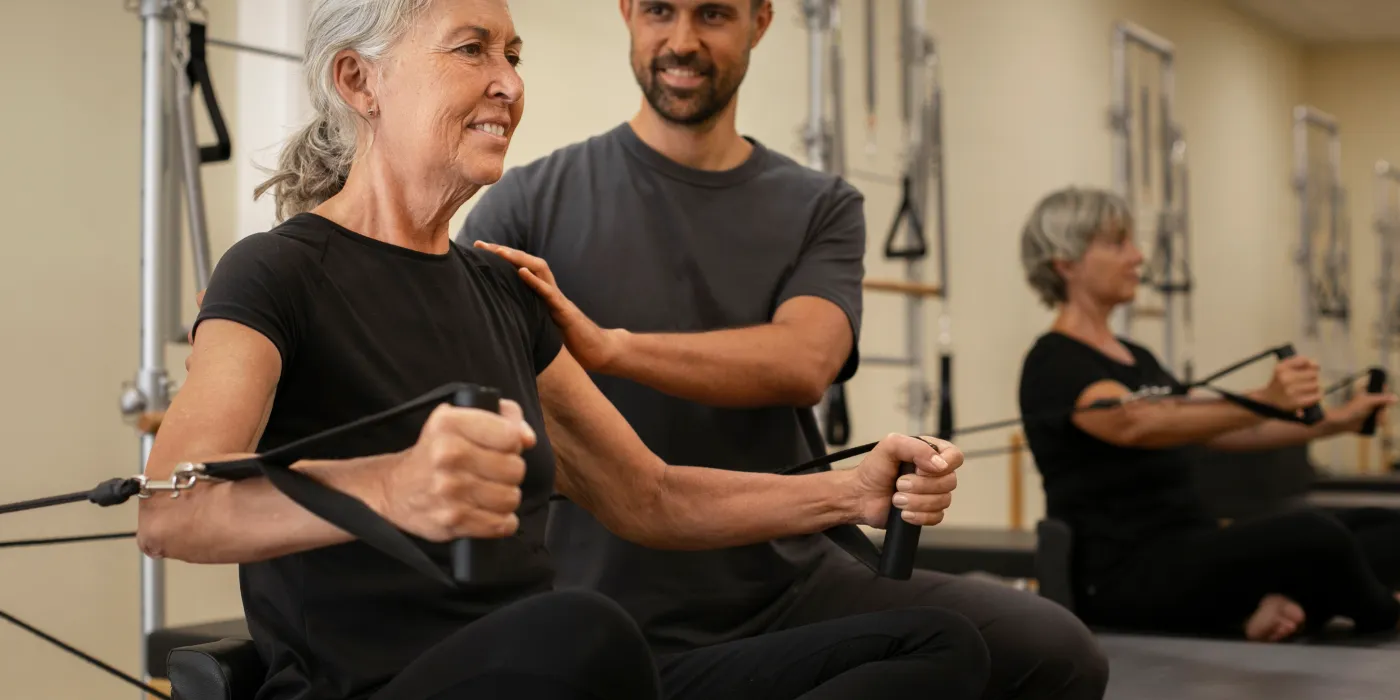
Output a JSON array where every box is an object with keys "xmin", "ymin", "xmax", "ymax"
[
  {"xmin": 1301, "ymin": 45, "xmax": 1400, "ymax": 472},
  {"xmin": 0, "ymin": 1, "xmax": 242, "ymax": 698}
]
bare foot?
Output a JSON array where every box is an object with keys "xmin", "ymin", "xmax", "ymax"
[{"xmin": 1245, "ymin": 594, "xmax": 1305, "ymax": 642}]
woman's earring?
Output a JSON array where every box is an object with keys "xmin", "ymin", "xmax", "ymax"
[{"xmin": 367, "ymin": 106, "xmax": 378, "ymax": 118}]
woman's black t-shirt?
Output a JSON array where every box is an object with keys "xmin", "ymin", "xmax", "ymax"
[
  {"xmin": 192, "ymin": 212, "xmax": 563, "ymax": 700},
  {"xmin": 1017, "ymin": 332, "xmax": 1215, "ymax": 585}
]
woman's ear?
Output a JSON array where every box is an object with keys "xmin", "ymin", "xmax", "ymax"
[
  {"xmin": 331, "ymin": 48, "xmax": 377, "ymax": 120},
  {"xmin": 1051, "ymin": 257, "xmax": 1074, "ymax": 281}
]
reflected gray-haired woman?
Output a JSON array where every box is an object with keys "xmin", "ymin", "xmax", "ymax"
[
  {"xmin": 1016, "ymin": 185, "xmax": 1400, "ymax": 643},
  {"xmin": 137, "ymin": 1, "xmax": 992, "ymax": 699}
]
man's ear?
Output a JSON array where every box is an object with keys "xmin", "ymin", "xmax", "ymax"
[
  {"xmin": 751, "ymin": 1, "xmax": 773, "ymax": 47},
  {"xmin": 619, "ymin": 0, "xmax": 632, "ymax": 22},
  {"xmin": 331, "ymin": 48, "xmax": 376, "ymax": 119}
]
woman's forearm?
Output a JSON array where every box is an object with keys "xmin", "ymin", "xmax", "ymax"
[
  {"xmin": 137, "ymin": 452, "xmax": 397, "ymax": 564},
  {"xmin": 1077, "ymin": 388, "xmax": 1270, "ymax": 449},
  {"xmin": 639, "ymin": 466, "xmax": 861, "ymax": 550},
  {"xmin": 1119, "ymin": 397, "xmax": 1267, "ymax": 448}
]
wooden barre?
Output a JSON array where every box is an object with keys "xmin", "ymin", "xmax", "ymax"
[
  {"xmin": 1129, "ymin": 306, "xmax": 1165, "ymax": 318},
  {"xmin": 137, "ymin": 411, "xmax": 165, "ymax": 435},
  {"xmin": 863, "ymin": 279, "xmax": 944, "ymax": 297}
]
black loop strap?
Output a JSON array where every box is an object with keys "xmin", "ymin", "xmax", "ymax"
[
  {"xmin": 202, "ymin": 383, "xmax": 475, "ymax": 588},
  {"xmin": 884, "ymin": 175, "xmax": 927, "ymax": 259},
  {"xmin": 186, "ymin": 22, "xmax": 232, "ymax": 163}
]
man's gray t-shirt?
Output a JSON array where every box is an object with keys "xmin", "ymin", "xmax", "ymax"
[{"xmin": 458, "ymin": 123, "xmax": 866, "ymax": 653}]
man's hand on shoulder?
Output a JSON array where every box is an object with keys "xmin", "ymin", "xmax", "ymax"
[{"xmin": 474, "ymin": 241, "xmax": 624, "ymax": 372}]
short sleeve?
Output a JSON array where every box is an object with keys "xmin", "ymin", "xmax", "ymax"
[
  {"xmin": 457, "ymin": 167, "xmax": 534, "ymax": 253},
  {"xmin": 470, "ymin": 248, "xmax": 563, "ymax": 375},
  {"xmin": 1018, "ymin": 335, "xmax": 1115, "ymax": 419},
  {"xmin": 775, "ymin": 179, "xmax": 866, "ymax": 383},
  {"xmin": 529, "ymin": 298, "xmax": 564, "ymax": 375},
  {"xmin": 192, "ymin": 232, "xmax": 312, "ymax": 368}
]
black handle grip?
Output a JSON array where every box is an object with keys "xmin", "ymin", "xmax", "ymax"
[
  {"xmin": 1274, "ymin": 345, "xmax": 1325, "ymax": 425},
  {"xmin": 448, "ymin": 384, "xmax": 502, "ymax": 584},
  {"xmin": 1360, "ymin": 368, "xmax": 1388, "ymax": 436},
  {"xmin": 878, "ymin": 462, "xmax": 920, "ymax": 579}
]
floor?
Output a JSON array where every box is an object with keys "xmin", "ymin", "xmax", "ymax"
[{"xmin": 1100, "ymin": 633, "xmax": 1400, "ymax": 699}]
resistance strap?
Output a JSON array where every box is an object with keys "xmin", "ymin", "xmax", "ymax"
[{"xmin": 185, "ymin": 22, "xmax": 232, "ymax": 164}]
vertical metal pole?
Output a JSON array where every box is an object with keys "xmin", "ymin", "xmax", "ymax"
[
  {"xmin": 1376, "ymin": 161, "xmax": 1400, "ymax": 468},
  {"xmin": 1159, "ymin": 60, "xmax": 1176, "ymax": 375},
  {"xmin": 1109, "ymin": 26, "xmax": 1132, "ymax": 339},
  {"xmin": 803, "ymin": 0, "xmax": 828, "ymax": 173},
  {"xmin": 905, "ymin": 0, "xmax": 928, "ymax": 437},
  {"xmin": 137, "ymin": 0, "xmax": 172, "ymax": 688},
  {"xmin": 164, "ymin": 64, "xmax": 185, "ymax": 347},
  {"xmin": 828, "ymin": 2, "xmax": 846, "ymax": 178},
  {"xmin": 176, "ymin": 65, "xmax": 214, "ymax": 293},
  {"xmin": 863, "ymin": 0, "xmax": 877, "ymax": 156},
  {"xmin": 1294, "ymin": 107, "xmax": 1315, "ymax": 340}
]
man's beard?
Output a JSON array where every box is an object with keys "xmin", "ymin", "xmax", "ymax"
[{"xmin": 635, "ymin": 50, "xmax": 745, "ymax": 126}]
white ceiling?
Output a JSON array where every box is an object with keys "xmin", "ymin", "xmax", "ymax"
[{"xmin": 1226, "ymin": 0, "xmax": 1400, "ymax": 43}]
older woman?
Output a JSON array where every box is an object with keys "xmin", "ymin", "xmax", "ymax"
[
  {"xmin": 1016, "ymin": 186, "xmax": 1400, "ymax": 643},
  {"xmin": 137, "ymin": 1, "xmax": 991, "ymax": 699}
]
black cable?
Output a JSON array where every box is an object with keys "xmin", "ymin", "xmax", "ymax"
[
  {"xmin": 0, "ymin": 608, "xmax": 171, "ymax": 699},
  {"xmin": 0, "ymin": 491, "xmax": 90, "ymax": 515},
  {"xmin": 0, "ymin": 532, "xmax": 135, "ymax": 550},
  {"xmin": 0, "ymin": 478, "xmax": 142, "ymax": 516}
]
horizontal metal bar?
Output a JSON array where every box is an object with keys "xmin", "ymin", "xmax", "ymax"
[
  {"xmin": 1116, "ymin": 20, "xmax": 1174, "ymax": 58},
  {"xmin": 206, "ymin": 37, "xmax": 303, "ymax": 63},
  {"xmin": 864, "ymin": 355, "xmax": 915, "ymax": 366},
  {"xmin": 1294, "ymin": 104, "xmax": 1338, "ymax": 132}
]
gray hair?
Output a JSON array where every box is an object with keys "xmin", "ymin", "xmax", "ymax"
[
  {"xmin": 254, "ymin": 0, "xmax": 433, "ymax": 222},
  {"xmin": 1019, "ymin": 187, "xmax": 1134, "ymax": 307}
]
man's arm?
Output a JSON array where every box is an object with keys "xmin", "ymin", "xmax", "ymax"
[
  {"xmin": 480, "ymin": 180, "xmax": 865, "ymax": 408},
  {"xmin": 536, "ymin": 347, "xmax": 957, "ymax": 549},
  {"xmin": 601, "ymin": 296, "xmax": 851, "ymax": 407}
]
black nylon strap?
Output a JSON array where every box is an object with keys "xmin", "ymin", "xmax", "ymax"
[{"xmin": 202, "ymin": 383, "xmax": 475, "ymax": 587}]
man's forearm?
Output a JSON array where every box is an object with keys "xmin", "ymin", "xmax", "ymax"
[{"xmin": 604, "ymin": 324, "xmax": 830, "ymax": 407}]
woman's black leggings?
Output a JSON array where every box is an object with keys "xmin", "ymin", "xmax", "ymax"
[
  {"xmin": 1082, "ymin": 507, "xmax": 1400, "ymax": 636},
  {"xmin": 370, "ymin": 589, "xmax": 990, "ymax": 700}
]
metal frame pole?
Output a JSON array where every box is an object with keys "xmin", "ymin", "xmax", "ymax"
[
  {"xmin": 1375, "ymin": 161, "xmax": 1400, "ymax": 468},
  {"xmin": 136, "ymin": 0, "xmax": 175, "ymax": 688},
  {"xmin": 1110, "ymin": 22, "xmax": 1180, "ymax": 371},
  {"xmin": 903, "ymin": 0, "xmax": 930, "ymax": 437},
  {"xmin": 803, "ymin": 0, "xmax": 830, "ymax": 172}
]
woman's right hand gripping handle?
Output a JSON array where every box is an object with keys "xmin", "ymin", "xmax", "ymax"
[{"xmin": 383, "ymin": 389, "xmax": 535, "ymax": 581}]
